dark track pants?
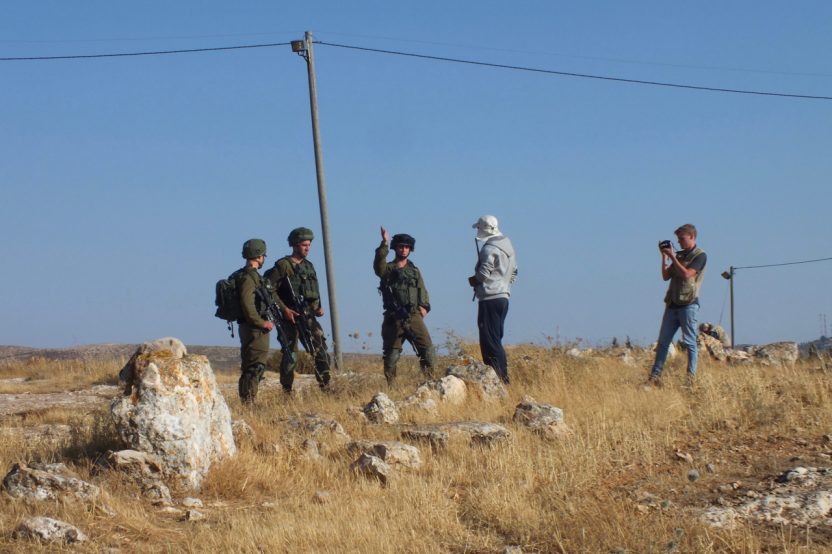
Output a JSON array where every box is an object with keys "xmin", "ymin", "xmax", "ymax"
[{"xmin": 478, "ymin": 297, "xmax": 510, "ymax": 384}]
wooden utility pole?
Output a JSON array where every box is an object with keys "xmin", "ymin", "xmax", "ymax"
[
  {"xmin": 728, "ymin": 266, "xmax": 735, "ymax": 348},
  {"xmin": 292, "ymin": 31, "xmax": 343, "ymax": 371}
]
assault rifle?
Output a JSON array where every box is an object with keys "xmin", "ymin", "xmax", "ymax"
[
  {"xmin": 255, "ymin": 284, "xmax": 290, "ymax": 347},
  {"xmin": 283, "ymin": 277, "xmax": 321, "ymax": 358},
  {"xmin": 380, "ymin": 283, "xmax": 417, "ymax": 353}
]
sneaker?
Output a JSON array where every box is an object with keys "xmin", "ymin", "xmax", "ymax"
[{"xmin": 643, "ymin": 375, "xmax": 662, "ymax": 389}]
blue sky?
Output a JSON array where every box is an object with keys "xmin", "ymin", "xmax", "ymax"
[{"xmin": 1, "ymin": 2, "xmax": 830, "ymax": 351}]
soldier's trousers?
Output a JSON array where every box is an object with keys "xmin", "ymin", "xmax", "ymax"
[
  {"xmin": 279, "ymin": 314, "xmax": 331, "ymax": 391},
  {"xmin": 238, "ymin": 322, "xmax": 270, "ymax": 401},
  {"xmin": 381, "ymin": 312, "xmax": 434, "ymax": 383},
  {"xmin": 478, "ymin": 298, "xmax": 509, "ymax": 384}
]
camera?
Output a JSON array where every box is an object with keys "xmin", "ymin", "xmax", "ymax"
[{"xmin": 658, "ymin": 240, "xmax": 672, "ymax": 250}]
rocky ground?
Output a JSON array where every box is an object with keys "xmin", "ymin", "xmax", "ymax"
[{"xmin": 0, "ymin": 338, "xmax": 829, "ymax": 551}]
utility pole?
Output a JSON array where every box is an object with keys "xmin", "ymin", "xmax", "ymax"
[
  {"xmin": 721, "ymin": 267, "xmax": 735, "ymax": 348},
  {"xmin": 729, "ymin": 266, "xmax": 735, "ymax": 348},
  {"xmin": 291, "ymin": 32, "xmax": 343, "ymax": 371}
]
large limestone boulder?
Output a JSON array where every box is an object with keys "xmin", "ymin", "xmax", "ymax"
[
  {"xmin": 750, "ymin": 342, "xmax": 799, "ymax": 368},
  {"xmin": 513, "ymin": 396, "xmax": 568, "ymax": 438},
  {"xmin": 698, "ymin": 333, "xmax": 727, "ymax": 361},
  {"xmin": 3, "ymin": 462, "xmax": 100, "ymax": 503},
  {"xmin": 13, "ymin": 517, "xmax": 87, "ymax": 544},
  {"xmin": 111, "ymin": 338, "xmax": 235, "ymax": 490},
  {"xmin": 446, "ymin": 361, "xmax": 507, "ymax": 399}
]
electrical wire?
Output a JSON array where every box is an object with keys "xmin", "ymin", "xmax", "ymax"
[
  {"xmin": 0, "ymin": 42, "xmax": 290, "ymax": 61},
  {"xmin": 3, "ymin": 37, "xmax": 831, "ymax": 101},
  {"xmin": 0, "ymin": 32, "xmax": 296, "ymax": 44},
  {"xmin": 315, "ymin": 41, "xmax": 832, "ymax": 101},
  {"xmin": 314, "ymin": 31, "xmax": 832, "ymax": 79},
  {"xmin": 734, "ymin": 256, "xmax": 832, "ymax": 270}
]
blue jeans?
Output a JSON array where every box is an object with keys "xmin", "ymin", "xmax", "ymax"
[
  {"xmin": 650, "ymin": 303, "xmax": 699, "ymax": 378},
  {"xmin": 478, "ymin": 298, "xmax": 510, "ymax": 384}
]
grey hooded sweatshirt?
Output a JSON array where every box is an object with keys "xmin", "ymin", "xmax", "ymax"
[{"xmin": 474, "ymin": 234, "xmax": 518, "ymax": 301}]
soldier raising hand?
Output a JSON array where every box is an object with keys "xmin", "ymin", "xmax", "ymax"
[{"xmin": 374, "ymin": 226, "xmax": 435, "ymax": 386}]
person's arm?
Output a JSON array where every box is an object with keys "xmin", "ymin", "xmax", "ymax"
[
  {"xmin": 239, "ymin": 274, "xmax": 268, "ymax": 329},
  {"xmin": 475, "ymin": 246, "xmax": 496, "ymax": 282},
  {"xmin": 661, "ymin": 251, "xmax": 672, "ymax": 281},
  {"xmin": 267, "ymin": 260, "xmax": 299, "ymax": 323},
  {"xmin": 374, "ymin": 226, "xmax": 391, "ymax": 278},
  {"xmin": 667, "ymin": 251, "xmax": 703, "ymax": 279},
  {"xmin": 416, "ymin": 269, "xmax": 431, "ymax": 317}
]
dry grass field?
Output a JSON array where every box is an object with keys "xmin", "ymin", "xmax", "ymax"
[{"xmin": 0, "ymin": 343, "xmax": 830, "ymax": 553}]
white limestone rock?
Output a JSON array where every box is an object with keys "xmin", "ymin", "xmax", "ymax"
[
  {"xmin": 111, "ymin": 338, "xmax": 236, "ymax": 490},
  {"xmin": 405, "ymin": 422, "xmax": 511, "ymax": 447},
  {"xmin": 446, "ymin": 361, "xmax": 507, "ymax": 399},
  {"xmin": 13, "ymin": 516, "xmax": 87, "ymax": 544},
  {"xmin": 362, "ymin": 392, "xmax": 400, "ymax": 424},
  {"xmin": 409, "ymin": 375, "xmax": 467, "ymax": 406},
  {"xmin": 3, "ymin": 462, "xmax": 100, "ymax": 503},
  {"xmin": 513, "ymin": 396, "xmax": 568, "ymax": 438},
  {"xmin": 350, "ymin": 454, "xmax": 392, "ymax": 485},
  {"xmin": 701, "ymin": 466, "xmax": 832, "ymax": 529},
  {"xmin": 751, "ymin": 342, "xmax": 799, "ymax": 368},
  {"xmin": 347, "ymin": 440, "xmax": 422, "ymax": 469},
  {"xmin": 401, "ymin": 428, "xmax": 449, "ymax": 450}
]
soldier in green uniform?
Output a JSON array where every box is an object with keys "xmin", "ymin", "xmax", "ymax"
[
  {"xmin": 374, "ymin": 226, "xmax": 435, "ymax": 386},
  {"xmin": 237, "ymin": 238, "xmax": 282, "ymax": 403},
  {"xmin": 264, "ymin": 227, "xmax": 331, "ymax": 392}
]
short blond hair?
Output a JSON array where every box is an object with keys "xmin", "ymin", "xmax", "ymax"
[{"xmin": 675, "ymin": 223, "xmax": 697, "ymax": 238}]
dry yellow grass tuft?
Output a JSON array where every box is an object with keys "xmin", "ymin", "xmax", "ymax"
[{"xmin": 0, "ymin": 344, "xmax": 830, "ymax": 552}]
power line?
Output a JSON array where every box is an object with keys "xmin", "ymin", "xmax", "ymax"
[
  {"xmin": 0, "ymin": 42, "xmax": 290, "ymax": 61},
  {"xmin": 0, "ymin": 32, "xmax": 296, "ymax": 44},
  {"xmin": 315, "ymin": 31, "xmax": 832, "ymax": 79},
  {"xmin": 315, "ymin": 41, "xmax": 832, "ymax": 101},
  {"xmin": 3, "ymin": 37, "xmax": 832, "ymax": 101},
  {"xmin": 735, "ymin": 256, "xmax": 832, "ymax": 270}
]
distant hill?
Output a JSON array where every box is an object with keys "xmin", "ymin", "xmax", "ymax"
[
  {"xmin": 0, "ymin": 344, "xmax": 378, "ymax": 372},
  {"xmin": 0, "ymin": 344, "xmax": 241, "ymax": 371}
]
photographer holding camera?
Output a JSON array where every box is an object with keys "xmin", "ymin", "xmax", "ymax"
[{"xmin": 646, "ymin": 224, "xmax": 707, "ymax": 387}]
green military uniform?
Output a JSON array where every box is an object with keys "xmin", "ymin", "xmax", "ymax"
[
  {"xmin": 264, "ymin": 255, "xmax": 331, "ymax": 391},
  {"xmin": 374, "ymin": 241, "xmax": 435, "ymax": 384},
  {"xmin": 237, "ymin": 266, "xmax": 270, "ymax": 403}
]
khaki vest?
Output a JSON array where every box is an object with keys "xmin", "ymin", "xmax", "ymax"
[{"xmin": 664, "ymin": 247, "xmax": 705, "ymax": 306}]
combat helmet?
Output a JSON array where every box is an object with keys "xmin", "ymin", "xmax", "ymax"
[
  {"xmin": 288, "ymin": 227, "xmax": 315, "ymax": 246},
  {"xmin": 242, "ymin": 238, "xmax": 267, "ymax": 259},
  {"xmin": 391, "ymin": 233, "xmax": 415, "ymax": 251}
]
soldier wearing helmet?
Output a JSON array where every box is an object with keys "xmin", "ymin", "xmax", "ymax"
[
  {"xmin": 374, "ymin": 226, "xmax": 435, "ymax": 386},
  {"xmin": 264, "ymin": 227, "xmax": 331, "ymax": 392},
  {"xmin": 237, "ymin": 238, "xmax": 280, "ymax": 403},
  {"xmin": 699, "ymin": 322, "xmax": 729, "ymax": 348}
]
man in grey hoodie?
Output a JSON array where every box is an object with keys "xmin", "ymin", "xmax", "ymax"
[{"xmin": 468, "ymin": 215, "xmax": 518, "ymax": 384}]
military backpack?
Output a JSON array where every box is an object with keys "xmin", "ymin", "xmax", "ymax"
[{"xmin": 214, "ymin": 269, "xmax": 245, "ymax": 328}]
